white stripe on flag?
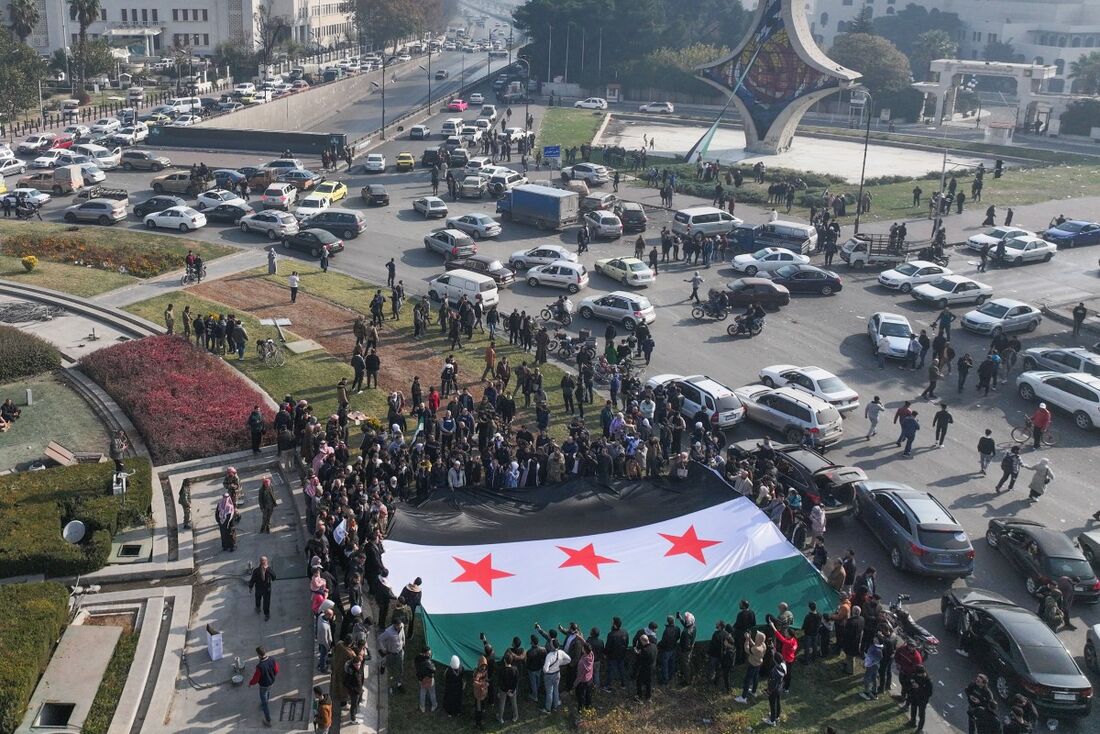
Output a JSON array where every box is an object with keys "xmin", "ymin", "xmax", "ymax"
[{"xmin": 384, "ymin": 496, "xmax": 799, "ymax": 615}]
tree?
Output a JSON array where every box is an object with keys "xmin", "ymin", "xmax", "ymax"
[
  {"xmin": 829, "ymin": 33, "xmax": 912, "ymax": 95},
  {"xmin": 910, "ymin": 29, "xmax": 957, "ymax": 81},
  {"xmin": 873, "ymin": 4, "xmax": 962, "ymax": 59},
  {"xmin": 0, "ymin": 33, "xmax": 46, "ymax": 139},
  {"xmin": 67, "ymin": 0, "xmax": 101, "ymax": 102},
  {"xmin": 254, "ymin": 2, "xmax": 291, "ymax": 69},
  {"xmin": 983, "ymin": 39, "xmax": 1015, "ymax": 62},
  {"xmin": 8, "ymin": 0, "xmax": 40, "ymax": 43},
  {"xmin": 1069, "ymin": 51, "xmax": 1100, "ymax": 94},
  {"xmin": 1059, "ymin": 98, "xmax": 1100, "ymax": 136},
  {"xmin": 847, "ymin": 6, "xmax": 874, "ymax": 35}
]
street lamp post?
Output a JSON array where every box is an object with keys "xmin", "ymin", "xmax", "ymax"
[
  {"xmin": 515, "ymin": 56, "xmax": 532, "ymax": 130},
  {"xmin": 853, "ymin": 89, "xmax": 873, "ymax": 235}
]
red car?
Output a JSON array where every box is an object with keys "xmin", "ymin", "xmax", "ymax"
[
  {"xmin": 50, "ymin": 133, "xmax": 76, "ymax": 150},
  {"xmin": 447, "ymin": 98, "xmax": 469, "ymax": 112}
]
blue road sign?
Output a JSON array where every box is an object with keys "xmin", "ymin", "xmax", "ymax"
[{"xmin": 542, "ymin": 145, "xmax": 561, "ymax": 158}]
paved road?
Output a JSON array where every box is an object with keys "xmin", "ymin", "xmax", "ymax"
[{"xmin": 7, "ymin": 93, "xmax": 1100, "ymax": 731}]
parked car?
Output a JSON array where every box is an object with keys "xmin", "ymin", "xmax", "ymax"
[
  {"xmin": 0, "ymin": 158, "xmax": 27, "ymax": 177},
  {"xmin": 445, "ymin": 213, "xmax": 502, "ymax": 239},
  {"xmin": 724, "ymin": 278, "xmax": 791, "ymax": 308},
  {"xmin": 18, "ymin": 134, "xmax": 57, "ymax": 153},
  {"xmin": 526, "ymin": 260, "xmax": 589, "ymax": 293},
  {"xmin": 239, "ymin": 209, "xmax": 300, "ymax": 239},
  {"xmin": 459, "ymin": 175, "xmax": 488, "ymax": 199},
  {"xmin": 409, "ymin": 125, "xmax": 431, "ymax": 140},
  {"xmin": 593, "ymin": 257, "xmax": 655, "ymax": 287},
  {"xmin": 169, "ymin": 114, "xmax": 202, "ymax": 127},
  {"xmin": 279, "ymin": 169, "xmax": 322, "ymax": 190},
  {"xmin": 133, "ymin": 195, "xmax": 185, "ymax": 217},
  {"xmin": 90, "ymin": 118, "xmax": 122, "ymax": 134},
  {"xmin": 995, "ymin": 236, "xmax": 1057, "ymax": 265},
  {"xmin": 62, "ymin": 198, "xmax": 127, "ymax": 225},
  {"xmin": 111, "ymin": 125, "xmax": 149, "ymax": 145},
  {"xmin": 293, "ymin": 193, "xmax": 330, "ymax": 220},
  {"xmin": 855, "ymin": 481, "xmax": 974, "ymax": 576},
  {"xmin": 758, "ymin": 365, "xmax": 859, "ymax": 413},
  {"xmin": 646, "ymin": 374, "xmax": 745, "ymax": 429},
  {"xmin": 144, "ymin": 205, "xmax": 207, "ymax": 232},
  {"xmin": 1042, "ymin": 219, "xmax": 1100, "ymax": 248},
  {"xmin": 261, "ymin": 182, "xmax": 298, "ymax": 209},
  {"xmin": 195, "ymin": 189, "xmax": 246, "ymax": 210},
  {"xmin": 732, "ymin": 385, "xmax": 845, "ymax": 447},
  {"xmin": 1077, "ymin": 528, "xmax": 1100, "ymax": 569},
  {"xmin": 867, "ymin": 311, "xmax": 915, "ymax": 361},
  {"xmin": 364, "ymin": 154, "xmax": 387, "ymax": 173},
  {"xmin": 509, "ymin": 244, "xmax": 577, "ymax": 270},
  {"xmin": 966, "ymin": 226, "xmax": 1033, "ymax": 252},
  {"xmin": 424, "ymin": 228, "xmax": 477, "ymax": 260},
  {"xmin": 768, "ymin": 263, "xmax": 843, "ymax": 295},
  {"xmin": 730, "ymin": 247, "xmax": 810, "ymax": 276},
  {"xmin": 613, "ymin": 201, "xmax": 648, "ymax": 232},
  {"xmin": 283, "ymin": 228, "xmax": 344, "ymax": 257},
  {"xmin": 563, "ymin": 162, "xmax": 611, "ymax": 185},
  {"xmin": 121, "ymin": 150, "xmax": 170, "ymax": 171},
  {"xmin": 31, "ymin": 149, "xmax": 65, "ymax": 169},
  {"xmin": 395, "ymin": 152, "xmax": 416, "ymax": 171},
  {"xmin": 725, "ymin": 440, "xmax": 862, "ymax": 514},
  {"xmin": 444, "ymin": 254, "xmax": 515, "ymax": 286},
  {"xmin": 574, "ymin": 97, "xmax": 608, "ymax": 110},
  {"xmin": 878, "ymin": 260, "xmax": 953, "ymax": 292},
  {"xmin": 1020, "ymin": 347, "xmax": 1100, "ymax": 377},
  {"xmin": 576, "ymin": 291, "xmax": 656, "ymax": 331},
  {"xmin": 582, "ymin": 210, "xmax": 623, "ymax": 239},
  {"xmin": 1, "ymin": 188, "xmax": 51, "ymax": 207},
  {"xmin": 940, "ymin": 587, "xmax": 1093, "ymax": 718},
  {"xmin": 985, "ymin": 518, "xmax": 1100, "ymax": 601},
  {"xmin": 1016, "ymin": 371, "xmax": 1100, "ymax": 430},
  {"xmin": 203, "ymin": 202, "xmax": 253, "ymax": 224},
  {"xmin": 961, "ymin": 298, "xmax": 1042, "ymax": 336},
  {"xmin": 362, "ymin": 184, "xmax": 389, "ymax": 206},
  {"xmin": 911, "ymin": 275, "xmax": 993, "ymax": 307}
]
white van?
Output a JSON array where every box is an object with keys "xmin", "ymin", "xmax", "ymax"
[
  {"xmin": 440, "ymin": 118, "xmax": 464, "ymax": 137},
  {"xmin": 671, "ymin": 206, "xmax": 743, "ymax": 240},
  {"xmin": 760, "ymin": 220, "xmax": 818, "ymax": 254},
  {"xmin": 166, "ymin": 96, "xmax": 202, "ymax": 114},
  {"xmin": 427, "ymin": 269, "xmax": 500, "ymax": 307},
  {"xmin": 128, "ymin": 86, "xmax": 145, "ymax": 103},
  {"xmin": 72, "ymin": 143, "xmax": 121, "ymax": 170}
]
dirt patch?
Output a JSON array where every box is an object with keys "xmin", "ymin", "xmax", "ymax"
[
  {"xmin": 192, "ymin": 274, "xmax": 446, "ymax": 401},
  {"xmin": 82, "ymin": 612, "xmax": 136, "ymax": 635}
]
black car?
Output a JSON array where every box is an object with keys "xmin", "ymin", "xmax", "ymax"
[
  {"xmin": 985, "ymin": 518, "xmax": 1100, "ymax": 602},
  {"xmin": 445, "ymin": 254, "xmax": 516, "ymax": 286},
  {"xmin": 768, "ymin": 263, "xmax": 843, "ymax": 295},
  {"xmin": 204, "ymin": 203, "xmax": 254, "ymax": 224},
  {"xmin": 725, "ymin": 439, "xmax": 865, "ymax": 517},
  {"xmin": 362, "ymin": 184, "xmax": 390, "ymax": 206},
  {"xmin": 282, "ymin": 228, "xmax": 344, "ymax": 257},
  {"xmin": 133, "ymin": 195, "xmax": 186, "ymax": 218},
  {"xmin": 237, "ymin": 166, "xmax": 264, "ymax": 180},
  {"xmin": 941, "ymin": 587, "xmax": 1093, "ymax": 718},
  {"xmin": 614, "ymin": 202, "xmax": 648, "ymax": 233},
  {"xmin": 724, "ymin": 277, "xmax": 791, "ymax": 308},
  {"xmin": 447, "ymin": 148, "xmax": 470, "ymax": 168},
  {"xmin": 421, "ymin": 148, "xmax": 445, "ymax": 168},
  {"xmin": 200, "ymin": 97, "xmax": 221, "ymax": 112}
]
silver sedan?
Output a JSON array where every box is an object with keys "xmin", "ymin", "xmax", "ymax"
[{"xmin": 445, "ymin": 213, "xmax": 502, "ymax": 239}]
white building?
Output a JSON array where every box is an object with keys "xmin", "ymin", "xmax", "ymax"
[
  {"xmin": 805, "ymin": 0, "xmax": 1100, "ymax": 92},
  {"xmin": 15, "ymin": 0, "xmax": 353, "ymax": 59}
]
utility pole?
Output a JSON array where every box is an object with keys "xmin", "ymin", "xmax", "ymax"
[
  {"xmin": 598, "ymin": 28, "xmax": 602, "ymax": 80},
  {"xmin": 427, "ymin": 48, "xmax": 432, "ymax": 112},
  {"xmin": 547, "ymin": 24, "xmax": 552, "ymax": 83},
  {"xmin": 564, "ymin": 25, "xmax": 570, "ymax": 84},
  {"xmin": 853, "ymin": 90, "xmax": 873, "ymax": 234}
]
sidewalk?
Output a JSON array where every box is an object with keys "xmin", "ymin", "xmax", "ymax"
[{"xmin": 92, "ymin": 249, "xmax": 263, "ymax": 309}]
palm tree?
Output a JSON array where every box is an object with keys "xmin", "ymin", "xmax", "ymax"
[
  {"xmin": 1069, "ymin": 51, "xmax": 1100, "ymax": 95},
  {"xmin": 68, "ymin": 0, "xmax": 102, "ymax": 100},
  {"xmin": 8, "ymin": 0, "xmax": 40, "ymax": 43}
]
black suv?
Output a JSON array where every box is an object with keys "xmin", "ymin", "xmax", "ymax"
[
  {"xmin": 299, "ymin": 209, "xmax": 366, "ymax": 239},
  {"xmin": 614, "ymin": 202, "xmax": 648, "ymax": 233}
]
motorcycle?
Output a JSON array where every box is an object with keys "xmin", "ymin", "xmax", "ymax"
[
  {"xmin": 726, "ymin": 314, "xmax": 764, "ymax": 338},
  {"xmin": 14, "ymin": 204, "xmax": 39, "ymax": 221},
  {"xmin": 691, "ymin": 301, "xmax": 729, "ymax": 321},
  {"xmin": 888, "ymin": 594, "xmax": 939, "ymax": 655},
  {"xmin": 917, "ymin": 246, "xmax": 949, "ymax": 268},
  {"xmin": 553, "ymin": 329, "xmax": 596, "ymax": 360},
  {"xmin": 539, "ymin": 299, "xmax": 574, "ymax": 327}
]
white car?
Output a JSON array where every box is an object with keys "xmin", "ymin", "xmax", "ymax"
[
  {"xmin": 78, "ymin": 163, "xmax": 106, "ymax": 184},
  {"xmin": 1016, "ymin": 372, "xmax": 1100, "ymax": 431},
  {"xmin": 911, "ymin": 275, "xmax": 993, "ymax": 307},
  {"xmin": 468, "ymin": 92, "xmax": 485, "ymax": 105},
  {"xmin": 961, "ymin": 298, "xmax": 1042, "ymax": 336},
  {"xmin": 509, "ymin": 244, "xmax": 577, "ymax": 269},
  {"xmin": 294, "ymin": 193, "xmax": 331, "ymax": 220},
  {"xmin": 577, "ymin": 291, "xmax": 657, "ymax": 331},
  {"xmin": 730, "ymin": 247, "xmax": 810, "ymax": 275},
  {"xmin": 413, "ymin": 196, "xmax": 449, "ymax": 218},
  {"xmin": 18, "ymin": 134, "xmax": 56, "ymax": 153},
  {"xmin": 638, "ymin": 102, "xmax": 674, "ymax": 113},
  {"xmin": 409, "ymin": 125, "xmax": 431, "ymax": 140},
  {"xmin": 55, "ymin": 152, "xmax": 91, "ymax": 167},
  {"xmin": 90, "ymin": 118, "xmax": 121, "ymax": 134},
  {"xmin": 1021, "ymin": 347, "xmax": 1100, "ymax": 377},
  {"xmin": 646, "ymin": 374, "xmax": 745, "ymax": 428},
  {"xmin": 574, "ymin": 97, "xmax": 608, "ymax": 110},
  {"xmin": 593, "ymin": 257, "xmax": 656, "ymax": 287},
  {"xmin": 31, "ymin": 149, "xmax": 65, "ymax": 168},
  {"xmin": 63, "ymin": 125, "xmax": 90, "ymax": 139},
  {"xmin": 479, "ymin": 104, "xmax": 498, "ymax": 123},
  {"xmin": 583, "ymin": 210, "xmax": 623, "ymax": 239},
  {"xmin": 460, "ymin": 125, "xmax": 483, "ymax": 144},
  {"xmin": 170, "ymin": 114, "xmax": 202, "ymax": 127},
  {"xmin": 240, "ymin": 209, "xmax": 300, "ymax": 239},
  {"xmin": 997, "ymin": 236, "xmax": 1057, "ymax": 266},
  {"xmin": 1, "ymin": 188, "xmax": 51, "ymax": 207},
  {"xmin": 526, "ymin": 260, "xmax": 589, "ymax": 293},
  {"xmin": 877, "ymin": 260, "xmax": 953, "ymax": 292},
  {"xmin": 758, "ymin": 365, "xmax": 860, "ymax": 413},
  {"xmin": 397, "ymin": 53, "xmax": 412, "ymax": 62},
  {"xmin": 0, "ymin": 158, "xmax": 27, "ymax": 177},
  {"xmin": 445, "ymin": 213, "xmax": 502, "ymax": 239},
  {"xmin": 195, "ymin": 189, "xmax": 246, "ymax": 210},
  {"xmin": 867, "ymin": 311, "xmax": 915, "ymax": 360},
  {"xmin": 364, "ymin": 153, "xmax": 387, "ymax": 173},
  {"xmin": 112, "ymin": 125, "xmax": 149, "ymax": 145},
  {"xmin": 562, "ymin": 162, "xmax": 610, "ymax": 185},
  {"xmin": 144, "ymin": 205, "xmax": 207, "ymax": 232},
  {"xmin": 234, "ymin": 82, "xmax": 257, "ymax": 94},
  {"xmin": 965, "ymin": 226, "xmax": 1032, "ymax": 252}
]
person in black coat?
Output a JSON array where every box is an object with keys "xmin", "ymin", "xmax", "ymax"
[
  {"xmin": 634, "ymin": 635, "xmax": 657, "ymax": 701},
  {"xmin": 443, "ymin": 656, "xmax": 465, "ymax": 716},
  {"xmin": 604, "ymin": 619, "xmax": 629, "ymax": 691},
  {"xmin": 908, "ymin": 665, "xmax": 933, "ymax": 731},
  {"xmin": 733, "ymin": 600, "xmax": 757, "ymax": 664},
  {"xmin": 842, "ymin": 606, "xmax": 865, "ymax": 674}
]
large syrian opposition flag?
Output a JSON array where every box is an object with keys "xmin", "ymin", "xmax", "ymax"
[{"xmin": 384, "ymin": 470, "xmax": 837, "ymax": 667}]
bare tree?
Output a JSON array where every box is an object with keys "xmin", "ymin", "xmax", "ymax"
[{"xmin": 254, "ymin": 2, "xmax": 291, "ymax": 70}]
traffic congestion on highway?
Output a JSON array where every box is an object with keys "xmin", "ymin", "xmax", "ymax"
[{"xmin": 3, "ymin": 16, "xmax": 1100, "ymax": 730}]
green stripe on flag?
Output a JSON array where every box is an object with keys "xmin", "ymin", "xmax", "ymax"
[{"xmin": 419, "ymin": 554, "xmax": 837, "ymax": 669}]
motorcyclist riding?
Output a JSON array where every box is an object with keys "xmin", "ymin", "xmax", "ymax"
[{"xmin": 707, "ymin": 288, "xmax": 729, "ymax": 315}]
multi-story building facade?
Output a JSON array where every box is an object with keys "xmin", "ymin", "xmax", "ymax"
[{"xmin": 806, "ymin": 0, "xmax": 1100, "ymax": 92}]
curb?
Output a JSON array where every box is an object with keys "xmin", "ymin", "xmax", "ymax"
[
  {"xmin": 0, "ymin": 279, "xmax": 163, "ymax": 337},
  {"xmin": 1040, "ymin": 304, "xmax": 1100, "ymax": 337}
]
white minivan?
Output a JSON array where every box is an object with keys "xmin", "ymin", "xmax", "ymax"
[
  {"xmin": 72, "ymin": 143, "xmax": 122, "ymax": 170},
  {"xmin": 440, "ymin": 118, "xmax": 464, "ymax": 137},
  {"xmin": 760, "ymin": 220, "xmax": 818, "ymax": 254},
  {"xmin": 671, "ymin": 206, "xmax": 742, "ymax": 241},
  {"xmin": 166, "ymin": 96, "xmax": 202, "ymax": 114},
  {"xmin": 427, "ymin": 269, "xmax": 500, "ymax": 307}
]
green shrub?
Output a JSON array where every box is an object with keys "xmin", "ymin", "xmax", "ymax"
[
  {"xmin": 0, "ymin": 582, "xmax": 69, "ymax": 734},
  {"xmin": 0, "ymin": 461, "xmax": 152, "ymax": 579},
  {"xmin": 0, "ymin": 326, "xmax": 61, "ymax": 382}
]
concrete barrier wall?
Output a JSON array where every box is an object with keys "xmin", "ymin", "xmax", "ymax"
[
  {"xmin": 195, "ymin": 67, "xmax": 384, "ymax": 133},
  {"xmin": 148, "ymin": 125, "xmax": 347, "ymax": 155}
]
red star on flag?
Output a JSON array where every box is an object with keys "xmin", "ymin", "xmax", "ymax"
[
  {"xmin": 451, "ymin": 553, "xmax": 514, "ymax": 596},
  {"xmin": 557, "ymin": 543, "xmax": 619, "ymax": 579},
  {"xmin": 659, "ymin": 525, "xmax": 721, "ymax": 564}
]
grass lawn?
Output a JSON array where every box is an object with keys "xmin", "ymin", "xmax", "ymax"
[
  {"xmin": 0, "ymin": 253, "xmax": 137, "ymax": 297},
  {"xmin": 537, "ymin": 108, "xmax": 607, "ymax": 153},
  {"xmin": 82, "ymin": 629, "xmax": 138, "ymax": 734},
  {"xmin": 0, "ymin": 373, "xmax": 111, "ymax": 471},
  {"xmin": 122, "ymin": 291, "xmax": 349, "ymax": 419},
  {"xmin": 389, "ymin": 624, "xmax": 911, "ymax": 734}
]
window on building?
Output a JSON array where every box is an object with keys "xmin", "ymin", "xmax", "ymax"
[
  {"xmin": 1048, "ymin": 79, "xmax": 1065, "ymax": 93},
  {"xmin": 152, "ymin": 10, "xmax": 158, "ymax": 21},
  {"xmin": 1087, "ymin": 37, "xmax": 1096, "ymax": 48},
  {"xmin": 988, "ymin": 33, "xmax": 997, "ymax": 44},
  {"xmin": 820, "ymin": 12, "xmax": 829, "ymax": 26},
  {"xmin": 837, "ymin": 20, "xmax": 848, "ymax": 32},
  {"xmin": 100, "ymin": 8, "xmax": 106, "ymax": 20},
  {"xmin": 842, "ymin": 0, "xmax": 852, "ymax": 6},
  {"xmin": 886, "ymin": 6, "xmax": 894, "ymax": 13},
  {"xmin": 1072, "ymin": 37, "xmax": 1081, "ymax": 48},
  {"xmin": 1033, "ymin": 56, "xmax": 1044, "ymax": 65},
  {"xmin": 172, "ymin": 10, "xmax": 179, "ymax": 21},
  {"xmin": 972, "ymin": 32, "xmax": 982, "ymax": 42},
  {"xmin": 1058, "ymin": 36, "xmax": 1067, "ymax": 47},
  {"xmin": 1054, "ymin": 59, "xmax": 1065, "ymax": 74},
  {"xmin": 121, "ymin": 9, "xmax": 127, "ymax": 21}
]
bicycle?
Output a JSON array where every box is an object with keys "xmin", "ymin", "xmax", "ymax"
[
  {"xmin": 1010, "ymin": 415, "xmax": 1057, "ymax": 446},
  {"xmin": 180, "ymin": 264, "xmax": 208, "ymax": 286},
  {"xmin": 256, "ymin": 338, "xmax": 286, "ymax": 368}
]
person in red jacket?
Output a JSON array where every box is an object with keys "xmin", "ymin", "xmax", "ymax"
[
  {"xmin": 768, "ymin": 618, "xmax": 798, "ymax": 693},
  {"xmin": 1029, "ymin": 403, "xmax": 1052, "ymax": 449},
  {"xmin": 893, "ymin": 639, "xmax": 924, "ymax": 705},
  {"xmin": 248, "ymin": 646, "xmax": 280, "ymax": 726}
]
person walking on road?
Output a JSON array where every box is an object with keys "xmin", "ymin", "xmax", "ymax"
[
  {"xmin": 957, "ymin": 353, "xmax": 974, "ymax": 392},
  {"xmin": 248, "ymin": 646, "xmax": 279, "ymax": 727},
  {"xmin": 685, "ymin": 272, "xmax": 704, "ymax": 303},
  {"xmin": 908, "ymin": 666, "xmax": 933, "ymax": 732},
  {"xmin": 1024, "ymin": 457, "xmax": 1054, "ymax": 503},
  {"xmin": 288, "ymin": 271, "xmax": 300, "ymax": 303},
  {"xmin": 897, "ymin": 411, "xmax": 920, "ymax": 456},
  {"xmin": 931, "ymin": 403, "xmax": 953, "ymax": 446},
  {"xmin": 920, "ymin": 359, "xmax": 942, "ymax": 400},
  {"xmin": 249, "ymin": 555, "xmax": 276, "ymax": 620},
  {"xmin": 386, "ymin": 258, "xmax": 396, "ymax": 288},
  {"xmin": 977, "ymin": 429, "xmax": 996, "ymax": 474},
  {"xmin": 258, "ymin": 476, "xmax": 277, "ymax": 533},
  {"xmin": 1072, "ymin": 302, "xmax": 1088, "ymax": 337},
  {"xmin": 995, "ymin": 445, "xmax": 1022, "ymax": 492},
  {"xmin": 982, "ymin": 205, "xmax": 996, "ymax": 226},
  {"xmin": 864, "ymin": 396, "xmax": 884, "ymax": 439}
]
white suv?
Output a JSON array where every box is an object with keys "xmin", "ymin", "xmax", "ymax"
[
  {"xmin": 732, "ymin": 385, "xmax": 845, "ymax": 446},
  {"xmin": 646, "ymin": 374, "xmax": 746, "ymax": 429},
  {"xmin": 261, "ymin": 183, "xmax": 297, "ymax": 210},
  {"xmin": 1016, "ymin": 371, "xmax": 1100, "ymax": 430}
]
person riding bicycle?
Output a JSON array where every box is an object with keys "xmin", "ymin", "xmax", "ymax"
[{"xmin": 1029, "ymin": 403, "xmax": 1052, "ymax": 448}]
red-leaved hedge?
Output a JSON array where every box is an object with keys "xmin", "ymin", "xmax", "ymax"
[{"xmin": 79, "ymin": 336, "xmax": 275, "ymax": 463}]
